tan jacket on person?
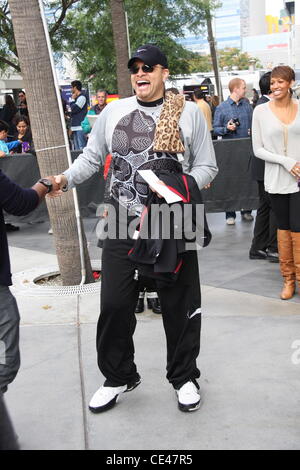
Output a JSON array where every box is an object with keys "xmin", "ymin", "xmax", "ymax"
[{"xmin": 196, "ymin": 99, "xmax": 213, "ymax": 131}]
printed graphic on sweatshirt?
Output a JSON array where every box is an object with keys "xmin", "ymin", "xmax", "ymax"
[{"xmin": 110, "ymin": 108, "xmax": 181, "ymax": 214}]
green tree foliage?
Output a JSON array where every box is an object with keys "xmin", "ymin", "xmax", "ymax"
[
  {"xmin": 125, "ymin": 0, "xmax": 214, "ymax": 73},
  {"xmin": 55, "ymin": 0, "xmax": 116, "ymax": 90},
  {"xmin": 186, "ymin": 54, "xmax": 212, "ymax": 73},
  {"xmin": 1, "ymin": 0, "xmax": 219, "ymax": 90},
  {"xmin": 61, "ymin": 0, "xmax": 217, "ymax": 92},
  {"xmin": 219, "ymin": 47, "xmax": 262, "ymax": 71},
  {"xmin": 0, "ymin": 0, "xmax": 80, "ymax": 73},
  {"xmin": 0, "ymin": 0, "xmax": 19, "ymax": 71}
]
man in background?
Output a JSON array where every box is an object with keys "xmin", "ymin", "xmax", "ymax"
[
  {"xmin": 70, "ymin": 80, "xmax": 88, "ymax": 150},
  {"xmin": 213, "ymin": 78, "xmax": 254, "ymax": 225},
  {"xmin": 17, "ymin": 90, "xmax": 28, "ymax": 118},
  {"xmin": 92, "ymin": 90, "xmax": 108, "ymax": 115},
  {"xmin": 194, "ymin": 90, "xmax": 212, "ymax": 133}
]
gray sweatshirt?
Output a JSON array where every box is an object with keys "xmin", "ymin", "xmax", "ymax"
[{"xmin": 64, "ymin": 96, "xmax": 218, "ymax": 212}]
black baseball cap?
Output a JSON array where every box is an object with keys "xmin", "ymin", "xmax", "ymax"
[{"xmin": 128, "ymin": 44, "xmax": 168, "ymax": 69}]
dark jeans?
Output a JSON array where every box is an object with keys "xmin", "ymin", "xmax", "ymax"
[
  {"xmin": 226, "ymin": 210, "xmax": 252, "ymax": 219},
  {"xmin": 0, "ymin": 286, "xmax": 20, "ymax": 392},
  {"xmin": 97, "ymin": 237, "xmax": 201, "ymax": 390},
  {"xmin": 250, "ymin": 181, "xmax": 278, "ymax": 253},
  {"xmin": 269, "ymin": 192, "xmax": 300, "ymax": 232}
]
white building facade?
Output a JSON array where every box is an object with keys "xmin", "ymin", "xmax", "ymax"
[{"xmin": 241, "ymin": 1, "xmax": 300, "ymax": 69}]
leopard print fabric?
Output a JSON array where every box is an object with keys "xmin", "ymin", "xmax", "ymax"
[{"xmin": 153, "ymin": 91, "xmax": 185, "ymax": 154}]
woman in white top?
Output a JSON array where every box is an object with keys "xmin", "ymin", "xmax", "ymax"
[{"xmin": 252, "ymin": 65, "xmax": 300, "ymax": 300}]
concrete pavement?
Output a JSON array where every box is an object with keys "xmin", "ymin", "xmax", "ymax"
[{"xmin": 4, "ymin": 213, "xmax": 300, "ymax": 450}]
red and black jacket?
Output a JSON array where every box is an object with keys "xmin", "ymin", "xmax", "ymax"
[{"xmin": 128, "ymin": 171, "xmax": 211, "ymax": 287}]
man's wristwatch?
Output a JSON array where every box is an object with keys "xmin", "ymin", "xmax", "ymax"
[{"xmin": 38, "ymin": 178, "xmax": 53, "ymax": 193}]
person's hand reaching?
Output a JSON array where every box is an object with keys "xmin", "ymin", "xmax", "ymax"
[{"xmin": 46, "ymin": 174, "xmax": 68, "ymax": 197}]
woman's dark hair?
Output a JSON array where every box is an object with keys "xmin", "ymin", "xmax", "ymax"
[
  {"xmin": 271, "ymin": 65, "xmax": 295, "ymax": 83},
  {"xmin": 5, "ymin": 94, "xmax": 17, "ymax": 112},
  {"xmin": 259, "ymin": 72, "xmax": 271, "ymax": 96},
  {"xmin": 211, "ymin": 95, "xmax": 220, "ymax": 107},
  {"xmin": 0, "ymin": 120, "xmax": 9, "ymax": 132},
  {"xmin": 15, "ymin": 115, "xmax": 30, "ymax": 127}
]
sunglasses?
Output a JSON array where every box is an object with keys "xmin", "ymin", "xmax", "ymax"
[{"xmin": 129, "ymin": 64, "xmax": 163, "ymax": 75}]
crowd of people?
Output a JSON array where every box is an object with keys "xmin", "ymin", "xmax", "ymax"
[
  {"xmin": 0, "ymin": 91, "xmax": 33, "ymax": 156},
  {"xmin": 0, "ymin": 92, "xmax": 34, "ymax": 232},
  {"xmin": 1, "ymin": 43, "xmax": 300, "ymax": 447},
  {"xmin": 0, "ymin": 84, "xmax": 107, "ymax": 156}
]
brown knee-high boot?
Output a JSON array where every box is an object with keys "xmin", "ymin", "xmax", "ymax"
[
  {"xmin": 277, "ymin": 229, "xmax": 296, "ymax": 300},
  {"xmin": 291, "ymin": 232, "xmax": 300, "ymax": 293}
]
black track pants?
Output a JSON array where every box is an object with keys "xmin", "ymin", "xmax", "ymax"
[
  {"xmin": 251, "ymin": 181, "xmax": 278, "ymax": 252},
  {"xmin": 96, "ymin": 238, "xmax": 202, "ymax": 389}
]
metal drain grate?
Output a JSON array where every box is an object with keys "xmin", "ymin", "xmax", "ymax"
[{"xmin": 12, "ymin": 261, "xmax": 101, "ymax": 297}]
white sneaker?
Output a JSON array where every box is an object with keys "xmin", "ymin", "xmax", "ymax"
[
  {"xmin": 48, "ymin": 228, "xmax": 53, "ymax": 234},
  {"xmin": 176, "ymin": 381, "xmax": 201, "ymax": 412},
  {"xmin": 242, "ymin": 213, "xmax": 254, "ymax": 222},
  {"xmin": 226, "ymin": 217, "xmax": 236, "ymax": 225},
  {"xmin": 89, "ymin": 385, "xmax": 127, "ymax": 413}
]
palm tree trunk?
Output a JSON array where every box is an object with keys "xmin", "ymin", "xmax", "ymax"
[
  {"xmin": 110, "ymin": 0, "xmax": 132, "ymax": 98},
  {"xmin": 9, "ymin": 0, "xmax": 94, "ymax": 285},
  {"xmin": 206, "ymin": 13, "xmax": 223, "ymax": 102}
]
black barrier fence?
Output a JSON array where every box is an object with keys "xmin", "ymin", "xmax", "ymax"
[
  {"xmin": 0, "ymin": 138, "xmax": 259, "ymax": 223},
  {"xmin": 203, "ymin": 138, "xmax": 259, "ymax": 212}
]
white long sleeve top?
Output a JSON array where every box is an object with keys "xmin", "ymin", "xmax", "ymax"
[{"xmin": 252, "ymin": 100, "xmax": 300, "ymax": 194}]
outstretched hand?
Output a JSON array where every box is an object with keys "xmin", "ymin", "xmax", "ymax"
[{"xmin": 47, "ymin": 174, "xmax": 68, "ymax": 197}]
